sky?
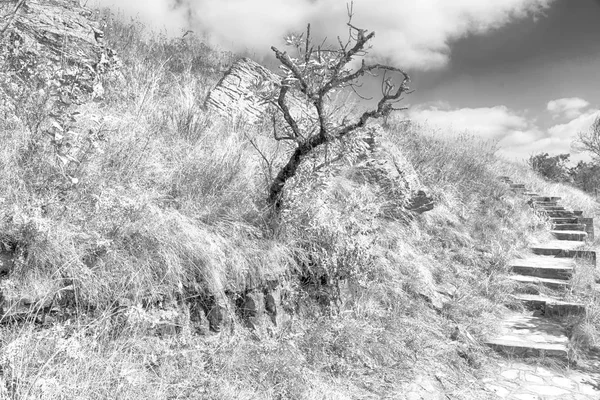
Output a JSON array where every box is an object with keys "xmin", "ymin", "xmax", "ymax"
[{"xmin": 93, "ymin": 0, "xmax": 600, "ymax": 163}]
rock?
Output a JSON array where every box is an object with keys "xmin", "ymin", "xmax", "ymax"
[
  {"xmin": 265, "ymin": 287, "xmax": 292, "ymax": 327},
  {"xmin": 403, "ymin": 375, "xmax": 447, "ymax": 400},
  {"xmin": 206, "ymin": 302, "xmax": 227, "ymax": 333},
  {"xmin": 418, "ymin": 288, "xmax": 448, "ymax": 312},
  {"xmin": 264, "ymin": 292, "xmax": 277, "ymax": 325},
  {"xmin": 0, "ymin": 250, "xmax": 13, "ymax": 277},
  {"xmin": 188, "ymin": 297, "xmax": 207, "ymax": 334},
  {"xmin": 204, "ymin": 57, "xmax": 311, "ymax": 125},
  {"xmin": 238, "ymin": 291, "xmax": 265, "ymax": 330},
  {"xmin": 56, "ymin": 285, "xmax": 76, "ymax": 310},
  {"xmin": 0, "ymin": 0, "xmax": 121, "ymax": 112},
  {"xmin": 118, "ymin": 303, "xmax": 186, "ymax": 337},
  {"xmin": 407, "ymin": 191, "xmax": 435, "ymax": 214},
  {"xmin": 154, "ymin": 321, "xmax": 180, "ymax": 337},
  {"xmin": 435, "ymin": 283, "xmax": 457, "ymax": 298},
  {"xmin": 241, "ymin": 292, "xmax": 259, "ymax": 319}
]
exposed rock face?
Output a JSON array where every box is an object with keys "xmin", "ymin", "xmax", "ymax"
[
  {"xmin": 204, "ymin": 57, "xmax": 313, "ymax": 125},
  {"xmin": 205, "ymin": 58, "xmax": 433, "ymax": 214},
  {"xmin": 204, "ymin": 57, "xmax": 277, "ymax": 123},
  {"xmin": 0, "ymin": 0, "xmax": 121, "ymax": 113}
]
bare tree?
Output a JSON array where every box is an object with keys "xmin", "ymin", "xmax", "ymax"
[
  {"xmin": 573, "ymin": 114, "xmax": 600, "ymax": 162},
  {"xmin": 263, "ymin": 4, "xmax": 411, "ymax": 208}
]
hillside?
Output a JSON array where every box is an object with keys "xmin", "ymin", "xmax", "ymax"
[{"xmin": 0, "ymin": 1, "xmax": 599, "ymax": 399}]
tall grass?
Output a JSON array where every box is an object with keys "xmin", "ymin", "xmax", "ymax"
[{"xmin": 1, "ymin": 9, "xmax": 596, "ymax": 399}]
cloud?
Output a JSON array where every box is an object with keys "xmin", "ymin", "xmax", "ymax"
[
  {"xmin": 409, "ymin": 104, "xmax": 600, "ymax": 163},
  {"xmin": 547, "ymin": 97, "xmax": 590, "ymax": 120},
  {"xmin": 409, "ymin": 104, "xmax": 530, "ymax": 140},
  {"xmin": 93, "ymin": 0, "xmax": 555, "ymax": 70}
]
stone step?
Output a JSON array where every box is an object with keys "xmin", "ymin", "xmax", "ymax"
[
  {"xmin": 530, "ymin": 241, "xmax": 595, "ymax": 263},
  {"xmin": 508, "ymin": 257, "xmax": 574, "ymax": 280},
  {"xmin": 550, "ymin": 217, "xmax": 579, "ymax": 224},
  {"xmin": 485, "ymin": 312, "xmax": 569, "ymax": 360},
  {"xmin": 535, "ymin": 205, "xmax": 565, "ymax": 211},
  {"xmin": 552, "ymin": 223, "xmax": 586, "ymax": 231},
  {"xmin": 551, "ymin": 230, "xmax": 587, "ymax": 241},
  {"xmin": 509, "ymin": 275, "xmax": 570, "ymax": 291},
  {"xmin": 511, "ymin": 294, "xmax": 585, "ymax": 317},
  {"xmin": 531, "ymin": 201, "xmax": 559, "ymax": 207},
  {"xmin": 544, "ymin": 210, "xmax": 577, "ymax": 218},
  {"xmin": 530, "ymin": 196, "xmax": 561, "ymax": 202},
  {"xmin": 529, "ymin": 201, "xmax": 565, "ymax": 210}
]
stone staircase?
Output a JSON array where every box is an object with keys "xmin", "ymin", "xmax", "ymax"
[{"xmin": 486, "ymin": 177, "xmax": 597, "ymax": 360}]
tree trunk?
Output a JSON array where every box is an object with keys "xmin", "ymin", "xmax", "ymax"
[{"xmin": 268, "ymin": 130, "xmax": 328, "ymax": 207}]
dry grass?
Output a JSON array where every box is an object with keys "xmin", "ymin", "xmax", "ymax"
[{"xmin": 1, "ymin": 9, "xmax": 598, "ymax": 399}]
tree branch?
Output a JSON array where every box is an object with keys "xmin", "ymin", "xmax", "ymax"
[
  {"xmin": 276, "ymin": 85, "xmax": 302, "ymax": 141},
  {"xmin": 271, "ymin": 46, "xmax": 312, "ymax": 98}
]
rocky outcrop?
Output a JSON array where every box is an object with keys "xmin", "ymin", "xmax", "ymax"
[
  {"xmin": 0, "ymin": 0, "xmax": 121, "ymax": 113},
  {"xmin": 204, "ymin": 57, "xmax": 312, "ymax": 125},
  {"xmin": 204, "ymin": 57, "xmax": 277, "ymax": 123}
]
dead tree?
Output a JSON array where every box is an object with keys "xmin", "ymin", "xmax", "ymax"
[{"xmin": 266, "ymin": 5, "xmax": 411, "ymax": 208}]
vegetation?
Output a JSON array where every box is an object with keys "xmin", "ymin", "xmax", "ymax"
[
  {"xmin": 259, "ymin": 5, "xmax": 411, "ymax": 208},
  {"xmin": 0, "ymin": 5, "xmax": 598, "ymax": 399},
  {"xmin": 527, "ymin": 152, "xmax": 571, "ymax": 182},
  {"xmin": 570, "ymin": 160, "xmax": 600, "ymax": 194},
  {"xmin": 527, "ymin": 150, "xmax": 600, "ymax": 197},
  {"xmin": 574, "ymin": 115, "xmax": 600, "ymax": 162}
]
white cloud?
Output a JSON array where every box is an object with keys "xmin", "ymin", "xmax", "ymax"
[
  {"xmin": 409, "ymin": 105, "xmax": 530, "ymax": 140},
  {"xmin": 409, "ymin": 104, "xmax": 599, "ymax": 163},
  {"xmin": 93, "ymin": 0, "xmax": 555, "ymax": 70},
  {"xmin": 498, "ymin": 135, "xmax": 573, "ymax": 162},
  {"xmin": 548, "ymin": 110, "xmax": 598, "ymax": 138},
  {"xmin": 547, "ymin": 97, "xmax": 590, "ymax": 120}
]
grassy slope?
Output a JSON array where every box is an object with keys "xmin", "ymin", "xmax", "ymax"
[{"xmin": 0, "ymin": 12, "xmax": 598, "ymax": 399}]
